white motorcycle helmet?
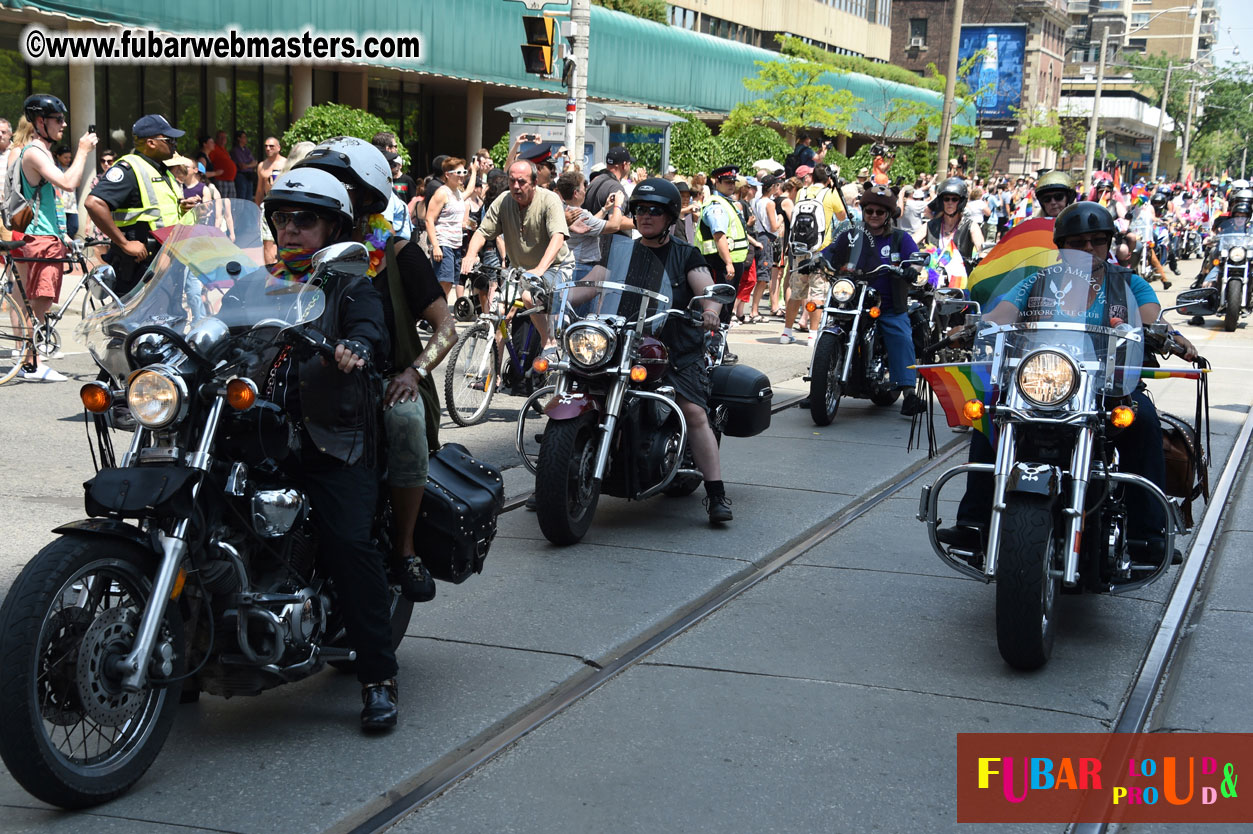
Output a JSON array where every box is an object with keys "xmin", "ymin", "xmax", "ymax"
[
  {"xmin": 296, "ymin": 136, "xmax": 392, "ymax": 216},
  {"xmin": 262, "ymin": 168, "xmax": 355, "ymax": 239}
]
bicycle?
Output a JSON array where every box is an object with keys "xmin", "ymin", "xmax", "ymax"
[
  {"xmin": 443, "ymin": 264, "xmax": 549, "ymax": 427},
  {"xmin": 1, "ymin": 236, "xmax": 118, "ymax": 384}
]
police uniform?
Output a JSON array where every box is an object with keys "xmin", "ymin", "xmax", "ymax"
[
  {"xmin": 695, "ymin": 165, "xmax": 749, "ymax": 324},
  {"xmin": 88, "ymin": 115, "xmax": 187, "ymax": 295}
]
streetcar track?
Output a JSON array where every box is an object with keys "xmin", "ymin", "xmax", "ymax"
[
  {"xmin": 335, "ymin": 427, "xmax": 964, "ymax": 834},
  {"xmin": 1067, "ymin": 401, "xmax": 1253, "ymax": 834}
]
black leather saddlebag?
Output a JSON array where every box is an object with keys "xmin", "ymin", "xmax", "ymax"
[
  {"xmin": 416, "ymin": 443, "xmax": 505, "ymax": 583},
  {"xmin": 710, "ymin": 364, "xmax": 773, "ymax": 437},
  {"xmin": 84, "ymin": 466, "xmax": 202, "ymax": 519}
]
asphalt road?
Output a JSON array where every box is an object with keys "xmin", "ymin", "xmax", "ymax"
[{"xmin": 1, "ymin": 276, "xmax": 1250, "ymax": 833}]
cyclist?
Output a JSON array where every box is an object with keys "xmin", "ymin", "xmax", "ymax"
[
  {"xmin": 84, "ymin": 114, "xmax": 193, "ymax": 297},
  {"xmin": 14, "ymin": 94, "xmax": 97, "ymax": 382},
  {"xmin": 460, "ymin": 159, "xmax": 574, "ymax": 351}
]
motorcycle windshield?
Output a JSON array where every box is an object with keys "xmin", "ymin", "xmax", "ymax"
[
  {"xmin": 1216, "ymin": 233, "xmax": 1253, "ymax": 254},
  {"xmin": 551, "ymin": 237, "xmax": 672, "ymax": 334},
  {"xmin": 977, "ymin": 250, "xmax": 1145, "ymax": 399},
  {"xmin": 81, "ymin": 199, "xmax": 325, "ymax": 353}
]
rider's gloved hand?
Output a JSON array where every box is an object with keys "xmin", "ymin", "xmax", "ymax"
[{"xmin": 334, "ymin": 339, "xmax": 369, "ymax": 373}]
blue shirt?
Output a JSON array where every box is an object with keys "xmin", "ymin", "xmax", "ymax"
[{"xmin": 1005, "ymin": 265, "xmax": 1158, "ymax": 326}]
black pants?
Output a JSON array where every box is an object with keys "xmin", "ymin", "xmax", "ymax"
[
  {"xmin": 105, "ymin": 247, "xmax": 156, "ymax": 297},
  {"xmin": 704, "ymin": 256, "xmax": 745, "ymax": 325},
  {"xmin": 956, "ymin": 390, "xmax": 1168, "ymax": 542},
  {"xmin": 283, "ymin": 448, "xmax": 398, "ymax": 684}
]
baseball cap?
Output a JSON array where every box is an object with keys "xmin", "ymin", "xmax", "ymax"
[
  {"xmin": 606, "ymin": 147, "xmax": 633, "ymax": 165},
  {"xmin": 857, "ymin": 167, "xmax": 870, "ymax": 179},
  {"xmin": 133, "ymin": 114, "xmax": 185, "ymax": 139},
  {"xmin": 165, "ymin": 154, "xmax": 194, "ymax": 168},
  {"xmin": 795, "ymin": 165, "xmax": 814, "ymax": 179},
  {"xmin": 589, "ymin": 162, "xmax": 608, "ymax": 177},
  {"xmin": 666, "ymin": 165, "xmax": 676, "ymax": 174},
  {"xmin": 384, "ymin": 151, "xmax": 400, "ymax": 165},
  {"xmin": 745, "ymin": 176, "xmax": 760, "ymax": 187}
]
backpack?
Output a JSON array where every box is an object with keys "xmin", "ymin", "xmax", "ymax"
[
  {"xmin": 788, "ymin": 192, "xmax": 827, "ymax": 253},
  {"xmin": 784, "ymin": 147, "xmax": 804, "ymax": 179},
  {"xmin": 2, "ymin": 146, "xmax": 42, "ymax": 233}
]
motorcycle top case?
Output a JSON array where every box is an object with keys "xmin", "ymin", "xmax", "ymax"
[
  {"xmin": 709, "ymin": 364, "xmax": 773, "ymax": 437},
  {"xmin": 415, "ymin": 443, "xmax": 505, "ymax": 584}
]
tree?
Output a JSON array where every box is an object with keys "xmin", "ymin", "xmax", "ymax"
[
  {"xmin": 778, "ymin": 35, "xmax": 943, "ymax": 93},
  {"xmin": 740, "ymin": 39, "xmax": 861, "ymax": 142},
  {"xmin": 1013, "ymin": 106, "xmax": 1085, "ymax": 160},
  {"xmin": 282, "ymin": 103, "xmax": 409, "ymax": 165},
  {"xmin": 591, "ymin": 0, "xmax": 667, "ymax": 24},
  {"xmin": 714, "ymin": 116, "xmax": 792, "ymax": 172},
  {"xmin": 1120, "ymin": 51, "xmax": 1204, "ymax": 127}
]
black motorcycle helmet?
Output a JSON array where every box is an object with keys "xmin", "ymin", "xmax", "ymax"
[
  {"xmin": 929, "ymin": 177, "xmax": 968, "ymax": 214},
  {"xmin": 628, "ymin": 177, "xmax": 682, "ymax": 242},
  {"xmin": 1052, "ymin": 201, "xmax": 1116, "ymax": 247}
]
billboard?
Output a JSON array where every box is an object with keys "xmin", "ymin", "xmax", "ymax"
[{"xmin": 957, "ymin": 25, "xmax": 1027, "ymax": 120}]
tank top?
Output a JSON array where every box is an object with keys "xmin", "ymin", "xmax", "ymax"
[
  {"xmin": 775, "ymin": 195, "xmax": 790, "ymax": 243},
  {"xmin": 184, "ymin": 180, "xmax": 206, "ymax": 202},
  {"xmin": 433, "ymin": 186, "xmax": 465, "ymax": 250},
  {"xmin": 19, "ymin": 146, "xmax": 65, "ymax": 237},
  {"xmin": 753, "ymin": 196, "xmax": 774, "ymax": 236}
]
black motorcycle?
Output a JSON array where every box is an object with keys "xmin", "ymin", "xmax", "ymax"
[
  {"xmin": 0, "ymin": 201, "xmax": 414, "ymax": 808},
  {"xmin": 515, "ymin": 238, "xmax": 771, "ymax": 545},
  {"xmin": 1187, "ymin": 231, "xmax": 1252, "ymax": 331}
]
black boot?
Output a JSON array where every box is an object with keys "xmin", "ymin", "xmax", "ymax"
[
  {"xmin": 391, "ymin": 555, "xmax": 436, "ymax": 602},
  {"xmin": 900, "ymin": 391, "xmax": 926, "ymax": 417},
  {"xmin": 361, "ymin": 679, "xmax": 398, "ymax": 732}
]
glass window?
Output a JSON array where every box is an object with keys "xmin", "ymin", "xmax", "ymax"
[
  {"xmin": 174, "ymin": 68, "xmax": 202, "ymax": 155},
  {"xmin": 261, "ymin": 67, "xmax": 288, "ymax": 147},
  {"xmin": 1131, "ymin": 13, "xmax": 1151, "ymax": 26},
  {"xmin": 236, "ymin": 71, "xmax": 260, "ymax": 150},
  {"xmin": 313, "ymin": 69, "xmax": 337, "ymax": 106},
  {"xmin": 206, "ymin": 67, "xmax": 232, "ymax": 139},
  {"xmin": 143, "ymin": 69, "xmax": 174, "ymax": 124},
  {"xmin": 369, "ymin": 75, "xmax": 402, "ymax": 138},
  {"xmin": 0, "ymin": 24, "xmax": 29, "ymax": 123},
  {"xmin": 107, "ymin": 67, "xmax": 141, "ymax": 153},
  {"xmin": 910, "ymin": 18, "xmax": 928, "ymax": 41}
]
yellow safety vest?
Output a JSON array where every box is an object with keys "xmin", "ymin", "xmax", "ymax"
[
  {"xmin": 111, "ymin": 153, "xmax": 185, "ymax": 230},
  {"xmin": 695, "ymin": 191, "xmax": 749, "ymax": 263}
]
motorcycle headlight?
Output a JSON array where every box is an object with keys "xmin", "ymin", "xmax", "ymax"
[
  {"xmin": 1229, "ymin": 246, "xmax": 1246, "ymax": 263},
  {"xmin": 1016, "ymin": 350, "xmax": 1078, "ymax": 408},
  {"xmin": 126, "ymin": 369, "xmax": 187, "ymax": 428},
  {"xmin": 564, "ymin": 323, "xmax": 616, "ymax": 368},
  {"xmin": 831, "ymin": 278, "xmax": 856, "ymax": 304}
]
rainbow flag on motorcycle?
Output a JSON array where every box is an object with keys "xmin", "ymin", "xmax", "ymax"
[
  {"xmin": 924, "ymin": 236, "xmax": 969, "ymax": 289},
  {"xmin": 966, "ymin": 217, "xmax": 1059, "ymax": 308},
  {"xmin": 913, "ymin": 361, "xmax": 995, "ymax": 439}
]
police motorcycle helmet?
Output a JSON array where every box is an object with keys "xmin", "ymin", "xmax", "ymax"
[
  {"xmin": 861, "ymin": 182, "xmax": 901, "ymax": 219},
  {"xmin": 1035, "ymin": 170, "xmax": 1077, "ymax": 206},
  {"xmin": 1231, "ymin": 190, "xmax": 1253, "ymax": 217},
  {"xmin": 262, "ymin": 168, "xmax": 355, "ymax": 241},
  {"xmin": 295, "ymin": 136, "xmax": 392, "ymax": 216},
  {"xmin": 1052, "ymin": 201, "xmax": 1116, "ymax": 248},
  {"xmin": 928, "ymin": 177, "xmax": 968, "ymax": 214}
]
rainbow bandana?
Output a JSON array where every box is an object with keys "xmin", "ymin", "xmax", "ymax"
[
  {"xmin": 362, "ymin": 213, "xmax": 392, "ymax": 278},
  {"xmin": 267, "ymin": 246, "xmax": 317, "ymax": 282}
]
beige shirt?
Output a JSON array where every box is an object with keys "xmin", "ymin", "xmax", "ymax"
[{"xmin": 478, "ymin": 187, "xmax": 572, "ymax": 270}]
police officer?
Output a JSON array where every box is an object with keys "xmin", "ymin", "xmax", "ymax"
[
  {"xmin": 84, "ymin": 114, "xmax": 194, "ymax": 296},
  {"xmin": 695, "ymin": 165, "xmax": 749, "ymax": 327}
]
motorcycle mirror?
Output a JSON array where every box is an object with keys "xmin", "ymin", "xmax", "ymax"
[
  {"xmin": 1167, "ymin": 286, "xmax": 1220, "ymax": 316},
  {"xmin": 87, "ymin": 264, "xmax": 124, "ymax": 307},
  {"xmin": 311, "ymin": 242, "xmax": 370, "ymax": 278},
  {"xmin": 698, "ymin": 283, "xmax": 737, "ymax": 306}
]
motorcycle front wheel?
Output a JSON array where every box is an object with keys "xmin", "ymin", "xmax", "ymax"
[
  {"xmin": 808, "ymin": 332, "xmax": 843, "ymax": 426},
  {"xmin": 995, "ymin": 495, "xmax": 1060, "ymax": 670},
  {"xmin": 1225, "ymin": 278, "xmax": 1242, "ymax": 332},
  {"xmin": 0, "ymin": 535, "xmax": 185, "ymax": 808},
  {"xmin": 535, "ymin": 413, "xmax": 601, "ymax": 545}
]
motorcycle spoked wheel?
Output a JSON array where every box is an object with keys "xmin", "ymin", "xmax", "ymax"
[
  {"xmin": 535, "ymin": 413, "xmax": 601, "ymax": 545},
  {"xmin": 0, "ymin": 536, "xmax": 185, "ymax": 809},
  {"xmin": 1225, "ymin": 278, "xmax": 1242, "ymax": 332},
  {"xmin": 994, "ymin": 495, "xmax": 1061, "ymax": 670},
  {"xmin": 808, "ymin": 332, "xmax": 844, "ymax": 426}
]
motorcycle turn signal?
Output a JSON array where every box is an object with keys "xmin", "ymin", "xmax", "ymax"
[
  {"xmin": 962, "ymin": 399, "xmax": 985, "ymax": 421},
  {"xmin": 79, "ymin": 381, "xmax": 113, "ymax": 413},
  {"xmin": 1110, "ymin": 405, "xmax": 1136, "ymax": 428}
]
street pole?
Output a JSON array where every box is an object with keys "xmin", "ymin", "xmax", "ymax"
[
  {"xmin": 1083, "ymin": 26, "xmax": 1110, "ymax": 189},
  {"xmin": 1150, "ymin": 61, "xmax": 1174, "ymax": 181},
  {"xmin": 1180, "ymin": 78, "xmax": 1197, "ymax": 181},
  {"xmin": 569, "ymin": 0, "xmax": 590, "ymax": 170},
  {"xmin": 935, "ymin": 0, "xmax": 966, "ymax": 179}
]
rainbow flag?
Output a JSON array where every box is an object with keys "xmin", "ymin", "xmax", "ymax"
[
  {"xmin": 1139, "ymin": 367, "xmax": 1210, "ymax": 380},
  {"xmin": 967, "ymin": 217, "xmax": 1058, "ymax": 308},
  {"xmin": 914, "ymin": 362, "xmax": 995, "ymax": 438},
  {"xmin": 1131, "ymin": 185, "xmax": 1149, "ymax": 208}
]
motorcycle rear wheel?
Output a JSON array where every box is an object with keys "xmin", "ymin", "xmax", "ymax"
[
  {"xmin": 0, "ymin": 535, "xmax": 184, "ymax": 808},
  {"xmin": 995, "ymin": 495, "xmax": 1060, "ymax": 670},
  {"xmin": 808, "ymin": 332, "xmax": 843, "ymax": 426},
  {"xmin": 1224, "ymin": 279, "xmax": 1241, "ymax": 332},
  {"xmin": 535, "ymin": 414, "xmax": 601, "ymax": 545}
]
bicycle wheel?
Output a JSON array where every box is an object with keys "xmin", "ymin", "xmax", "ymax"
[
  {"xmin": 444, "ymin": 321, "xmax": 499, "ymax": 427},
  {"xmin": 0, "ymin": 289, "xmax": 29, "ymax": 385}
]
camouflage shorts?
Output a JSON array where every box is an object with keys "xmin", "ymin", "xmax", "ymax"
[{"xmin": 384, "ymin": 397, "xmax": 429, "ymax": 488}]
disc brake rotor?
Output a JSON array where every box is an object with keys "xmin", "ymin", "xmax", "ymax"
[
  {"xmin": 39, "ymin": 606, "xmax": 93, "ymax": 726},
  {"xmin": 76, "ymin": 607, "xmax": 145, "ymax": 726}
]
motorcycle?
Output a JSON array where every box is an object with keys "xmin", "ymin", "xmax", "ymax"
[
  {"xmin": 515, "ymin": 237, "xmax": 771, "ymax": 545},
  {"xmin": 0, "ymin": 200, "xmax": 413, "ymax": 808},
  {"xmin": 798, "ymin": 253, "xmax": 927, "ymax": 426},
  {"xmin": 916, "ymin": 257, "xmax": 1214, "ymax": 670},
  {"xmin": 1187, "ymin": 231, "xmax": 1253, "ymax": 332}
]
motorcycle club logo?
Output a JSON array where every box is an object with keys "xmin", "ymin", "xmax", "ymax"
[
  {"xmin": 880, "ymin": 244, "xmax": 892, "ymax": 259},
  {"xmin": 1049, "ymin": 279, "xmax": 1074, "ymax": 302}
]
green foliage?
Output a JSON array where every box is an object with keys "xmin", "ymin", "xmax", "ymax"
[
  {"xmin": 1120, "ymin": 52, "xmax": 1203, "ymax": 126},
  {"xmin": 1190, "ymin": 128, "xmax": 1243, "ymax": 177},
  {"xmin": 591, "ymin": 0, "xmax": 668, "ymax": 24},
  {"xmin": 713, "ymin": 120, "xmax": 792, "ymax": 172},
  {"xmin": 826, "ymin": 144, "xmax": 919, "ymax": 190},
  {"xmin": 741, "ymin": 45, "xmax": 861, "ymax": 138},
  {"xmin": 660, "ymin": 111, "xmax": 717, "ymax": 174},
  {"xmin": 490, "ymin": 131, "xmax": 511, "ymax": 169},
  {"xmin": 282, "ymin": 103, "xmax": 409, "ymax": 166},
  {"xmin": 862, "ymin": 91, "xmax": 941, "ymax": 143},
  {"xmin": 779, "ymin": 36, "xmax": 942, "ymax": 93}
]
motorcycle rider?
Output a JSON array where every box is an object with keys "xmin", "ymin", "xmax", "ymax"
[
  {"xmin": 255, "ymin": 169, "xmax": 401, "ymax": 731},
  {"xmin": 936, "ymin": 203, "xmax": 1197, "ymax": 566},
  {"xmin": 1126, "ymin": 189, "xmax": 1173, "ymax": 290},
  {"xmin": 295, "ymin": 136, "xmax": 458, "ymax": 605},
  {"xmin": 617, "ymin": 178, "xmax": 733, "ymax": 523},
  {"xmin": 819, "ymin": 183, "xmax": 927, "ymax": 416},
  {"xmin": 921, "ymin": 177, "xmax": 984, "ymax": 283},
  {"xmin": 1189, "ymin": 190, "xmax": 1253, "ymax": 323},
  {"xmin": 1034, "ymin": 170, "xmax": 1077, "ymax": 219}
]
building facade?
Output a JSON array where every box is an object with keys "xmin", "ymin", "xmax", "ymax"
[{"xmin": 665, "ymin": 0, "xmax": 893, "ymax": 60}]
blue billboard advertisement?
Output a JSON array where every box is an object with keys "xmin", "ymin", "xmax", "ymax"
[{"xmin": 957, "ymin": 25, "xmax": 1026, "ymax": 120}]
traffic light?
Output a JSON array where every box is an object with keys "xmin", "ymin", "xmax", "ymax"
[{"xmin": 521, "ymin": 16, "xmax": 555, "ymax": 75}]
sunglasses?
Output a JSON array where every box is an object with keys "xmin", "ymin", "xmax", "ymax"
[
  {"xmin": 1041, "ymin": 193, "xmax": 1069, "ymax": 203},
  {"xmin": 941, "ymin": 195, "xmax": 961, "ymax": 202},
  {"xmin": 1065, "ymin": 235, "xmax": 1110, "ymax": 249},
  {"xmin": 862, "ymin": 207, "xmax": 888, "ymax": 217},
  {"xmin": 632, "ymin": 204, "xmax": 668, "ymax": 217},
  {"xmin": 449, "ymin": 169, "xmax": 468, "ymax": 176},
  {"xmin": 271, "ymin": 210, "xmax": 322, "ymax": 231}
]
